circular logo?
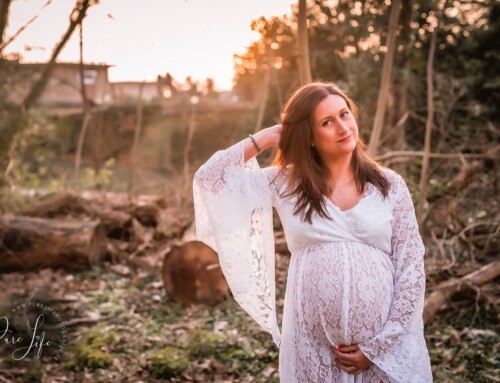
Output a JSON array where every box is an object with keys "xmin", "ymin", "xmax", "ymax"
[{"xmin": 0, "ymin": 300, "xmax": 67, "ymax": 361}]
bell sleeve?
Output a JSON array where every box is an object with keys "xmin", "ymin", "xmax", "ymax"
[
  {"xmin": 192, "ymin": 139, "xmax": 281, "ymax": 347},
  {"xmin": 358, "ymin": 173, "xmax": 433, "ymax": 382}
]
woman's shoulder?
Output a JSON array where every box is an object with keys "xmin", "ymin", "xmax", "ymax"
[
  {"xmin": 262, "ymin": 163, "xmax": 292, "ymax": 177},
  {"xmin": 379, "ymin": 166, "xmax": 409, "ymax": 195},
  {"xmin": 381, "ymin": 166, "xmax": 410, "ymax": 204}
]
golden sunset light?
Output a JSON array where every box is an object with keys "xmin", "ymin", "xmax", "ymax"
[
  {"xmin": 4, "ymin": 0, "xmax": 294, "ymax": 89},
  {"xmin": 0, "ymin": 1, "xmax": 497, "ymax": 381}
]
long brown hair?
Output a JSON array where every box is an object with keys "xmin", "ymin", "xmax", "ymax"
[{"xmin": 271, "ymin": 82, "xmax": 390, "ymax": 224}]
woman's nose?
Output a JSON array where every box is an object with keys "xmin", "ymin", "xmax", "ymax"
[{"xmin": 336, "ymin": 121, "xmax": 349, "ymax": 135}]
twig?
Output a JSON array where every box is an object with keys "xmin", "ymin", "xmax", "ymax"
[
  {"xmin": 0, "ymin": 374, "xmax": 17, "ymax": 383},
  {"xmin": 423, "ymin": 260, "xmax": 500, "ymax": 324},
  {"xmin": 0, "ymin": 0, "xmax": 52, "ymax": 52},
  {"xmin": 375, "ymin": 150, "xmax": 496, "ymax": 162},
  {"xmin": 45, "ymin": 314, "xmax": 113, "ymax": 330}
]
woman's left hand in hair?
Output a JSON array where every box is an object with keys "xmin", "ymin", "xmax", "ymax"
[{"xmin": 331, "ymin": 344, "xmax": 373, "ymax": 374}]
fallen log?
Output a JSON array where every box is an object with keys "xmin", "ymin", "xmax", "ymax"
[
  {"xmin": 0, "ymin": 215, "xmax": 107, "ymax": 272},
  {"xmin": 22, "ymin": 191, "xmax": 94, "ymax": 218},
  {"xmin": 423, "ymin": 260, "xmax": 500, "ymax": 324},
  {"xmin": 128, "ymin": 204, "xmax": 159, "ymax": 227},
  {"xmin": 21, "ymin": 191, "xmax": 147, "ymax": 245}
]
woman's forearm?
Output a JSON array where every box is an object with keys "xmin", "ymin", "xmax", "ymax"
[{"xmin": 243, "ymin": 126, "xmax": 281, "ymax": 162}]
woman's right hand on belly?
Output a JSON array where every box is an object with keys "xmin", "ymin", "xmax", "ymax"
[{"xmin": 331, "ymin": 344, "xmax": 373, "ymax": 375}]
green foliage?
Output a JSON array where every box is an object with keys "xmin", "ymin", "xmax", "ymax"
[
  {"xmin": 427, "ymin": 302, "xmax": 499, "ymax": 383},
  {"xmin": 233, "ymin": 0, "xmax": 498, "ymax": 155},
  {"xmin": 147, "ymin": 346, "xmax": 189, "ymax": 379},
  {"xmin": 67, "ymin": 325, "xmax": 118, "ymax": 370},
  {"xmin": 78, "ymin": 159, "xmax": 114, "ymax": 190},
  {"xmin": 186, "ymin": 329, "xmax": 228, "ymax": 358},
  {"xmin": 22, "ymin": 361, "xmax": 43, "ymax": 383}
]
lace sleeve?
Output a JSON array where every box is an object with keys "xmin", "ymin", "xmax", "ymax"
[
  {"xmin": 192, "ymin": 139, "xmax": 281, "ymax": 347},
  {"xmin": 358, "ymin": 173, "xmax": 433, "ymax": 382}
]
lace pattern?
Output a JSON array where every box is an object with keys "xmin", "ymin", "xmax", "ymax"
[
  {"xmin": 193, "ymin": 140, "xmax": 280, "ymax": 345},
  {"xmin": 193, "ymin": 140, "xmax": 432, "ymax": 382}
]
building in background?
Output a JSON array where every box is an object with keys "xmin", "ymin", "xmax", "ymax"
[
  {"xmin": 111, "ymin": 81, "xmax": 161, "ymax": 103},
  {"xmin": 0, "ymin": 60, "xmax": 113, "ymax": 112}
]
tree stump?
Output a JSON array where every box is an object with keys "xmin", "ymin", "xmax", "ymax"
[
  {"xmin": 162, "ymin": 241, "xmax": 228, "ymax": 306},
  {"xmin": 0, "ymin": 215, "xmax": 107, "ymax": 272}
]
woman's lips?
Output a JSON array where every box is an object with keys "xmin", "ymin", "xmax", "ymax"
[{"xmin": 337, "ymin": 135, "xmax": 352, "ymax": 142}]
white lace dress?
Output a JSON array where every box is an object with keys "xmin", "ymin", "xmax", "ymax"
[{"xmin": 193, "ymin": 140, "xmax": 433, "ymax": 383}]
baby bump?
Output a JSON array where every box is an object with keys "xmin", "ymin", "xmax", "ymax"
[{"xmin": 294, "ymin": 242, "xmax": 394, "ymax": 346}]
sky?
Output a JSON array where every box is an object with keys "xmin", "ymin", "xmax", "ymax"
[{"xmin": 4, "ymin": 0, "xmax": 295, "ymax": 90}]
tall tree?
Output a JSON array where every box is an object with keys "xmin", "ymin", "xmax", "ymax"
[
  {"xmin": 0, "ymin": 0, "xmax": 12, "ymax": 55},
  {"xmin": 73, "ymin": 21, "xmax": 91, "ymax": 187},
  {"xmin": 297, "ymin": 0, "xmax": 312, "ymax": 85},
  {"xmin": 417, "ymin": 24, "xmax": 437, "ymax": 227},
  {"xmin": 367, "ymin": 0, "xmax": 402, "ymax": 156}
]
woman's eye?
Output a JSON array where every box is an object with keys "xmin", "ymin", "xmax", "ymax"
[
  {"xmin": 322, "ymin": 120, "xmax": 332, "ymax": 127},
  {"xmin": 340, "ymin": 111, "xmax": 349, "ymax": 118}
]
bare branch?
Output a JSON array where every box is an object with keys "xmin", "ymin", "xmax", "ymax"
[
  {"xmin": 22, "ymin": 0, "xmax": 91, "ymax": 111},
  {"xmin": 375, "ymin": 150, "xmax": 498, "ymax": 162},
  {"xmin": 0, "ymin": 0, "xmax": 52, "ymax": 53}
]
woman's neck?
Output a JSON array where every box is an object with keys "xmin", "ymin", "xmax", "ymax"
[{"xmin": 323, "ymin": 153, "xmax": 354, "ymax": 185}]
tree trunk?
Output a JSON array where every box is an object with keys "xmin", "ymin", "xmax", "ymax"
[
  {"xmin": 22, "ymin": 191, "xmax": 94, "ymax": 218},
  {"xmin": 297, "ymin": 0, "xmax": 312, "ymax": 85},
  {"xmin": 128, "ymin": 81, "xmax": 145, "ymax": 198},
  {"xmin": 0, "ymin": 215, "xmax": 107, "ymax": 272},
  {"xmin": 254, "ymin": 48, "xmax": 272, "ymax": 134},
  {"xmin": 368, "ymin": 0, "xmax": 402, "ymax": 156},
  {"xmin": 183, "ymin": 100, "xmax": 197, "ymax": 196},
  {"xmin": 0, "ymin": 0, "xmax": 12, "ymax": 54},
  {"xmin": 162, "ymin": 240, "xmax": 229, "ymax": 306},
  {"xmin": 73, "ymin": 21, "xmax": 91, "ymax": 186},
  {"xmin": 20, "ymin": 191, "xmax": 152, "ymax": 243},
  {"xmin": 416, "ymin": 28, "xmax": 437, "ymax": 227}
]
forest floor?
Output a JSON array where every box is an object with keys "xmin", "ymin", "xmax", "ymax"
[{"xmin": 0, "ymin": 253, "xmax": 498, "ymax": 383}]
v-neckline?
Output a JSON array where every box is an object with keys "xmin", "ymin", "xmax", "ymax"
[{"xmin": 324, "ymin": 183, "xmax": 375, "ymax": 213}]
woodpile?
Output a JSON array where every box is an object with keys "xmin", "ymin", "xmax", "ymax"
[
  {"xmin": 1, "ymin": 188, "xmax": 496, "ymax": 313},
  {"xmin": 0, "ymin": 191, "xmax": 192, "ymax": 273}
]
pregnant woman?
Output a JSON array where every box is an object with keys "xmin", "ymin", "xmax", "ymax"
[{"xmin": 193, "ymin": 82, "xmax": 433, "ymax": 382}]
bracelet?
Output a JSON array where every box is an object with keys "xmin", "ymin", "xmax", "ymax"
[{"xmin": 248, "ymin": 134, "xmax": 262, "ymax": 154}]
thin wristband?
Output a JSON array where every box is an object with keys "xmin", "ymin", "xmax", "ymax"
[{"xmin": 248, "ymin": 134, "xmax": 262, "ymax": 154}]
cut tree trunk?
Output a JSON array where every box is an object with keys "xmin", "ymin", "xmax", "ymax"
[
  {"xmin": 423, "ymin": 260, "xmax": 500, "ymax": 324},
  {"xmin": 0, "ymin": 215, "xmax": 107, "ymax": 272},
  {"xmin": 162, "ymin": 240, "xmax": 229, "ymax": 306}
]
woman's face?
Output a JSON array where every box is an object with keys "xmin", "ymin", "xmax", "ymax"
[{"xmin": 310, "ymin": 94, "xmax": 358, "ymax": 161}]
